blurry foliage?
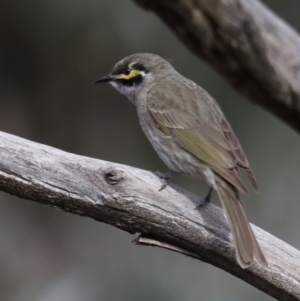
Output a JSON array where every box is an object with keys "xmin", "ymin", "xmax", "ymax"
[{"xmin": 1, "ymin": 0, "xmax": 300, "ymax": 300}]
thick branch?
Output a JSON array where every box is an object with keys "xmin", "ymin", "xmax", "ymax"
[
  {"xmin": 133, "ymin": 0, "xmax": 300, "ymax": 133},
  {"xmin": 0, "ymin": 131, "xmax": 299, "ymax": 300}
]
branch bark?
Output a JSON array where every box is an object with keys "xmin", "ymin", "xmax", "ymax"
[
  {"xmin": 0, "ymin": 131, "xmax": 299, "ymax": 300},
  {"xmin": 133, "ymin": 0, "xmax": 300, "ymax": 133}
]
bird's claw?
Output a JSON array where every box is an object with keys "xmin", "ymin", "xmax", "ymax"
[
  {"xmin": 194, "ymin": 187, "xmax": 213, "ymax": 209},
  {"xmin": 155, "ymin": 171, "xmax": 179, "ymax": 191}
]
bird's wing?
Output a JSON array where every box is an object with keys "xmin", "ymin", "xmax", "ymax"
[
  {"xmin": 219, "ymin": 118, "xmax": 259, "ymax": 192},
  {"xmin": 146, "ymin": 82, "xmax": 258, "ymax": 194}
]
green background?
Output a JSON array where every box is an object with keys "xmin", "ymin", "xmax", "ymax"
[{"xmin": 1, "ymin": 0, "xmax": 299, "ymax": 300}]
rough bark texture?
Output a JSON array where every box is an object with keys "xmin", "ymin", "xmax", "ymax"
[
  {"xmin": 0, "ymin": 131, "xmax": 299, "ymax": 301},
  {"xmin": 133, "ymin": 0, "xmax": 300, "ymax": 133}
]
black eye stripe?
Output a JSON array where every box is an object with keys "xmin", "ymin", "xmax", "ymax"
[
  {"xmin": 112, "ymin": 63, "xmax": 148, "ymax": 76},
  {"xmin": 132, "ymin": 63, "xmax": 149, "ymax": 73},
  {"xmin": 116, "ymin": 75, "xmax": 143, "ymax": 87}
]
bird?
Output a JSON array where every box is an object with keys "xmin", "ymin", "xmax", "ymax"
[{"xmin": 94, "ymin": 53, "xmax": 267, "ymax": 268}]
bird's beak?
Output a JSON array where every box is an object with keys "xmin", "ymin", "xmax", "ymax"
[{"xmin": 94, "ymin": 74, "xmax": 116, "ymax": 84}]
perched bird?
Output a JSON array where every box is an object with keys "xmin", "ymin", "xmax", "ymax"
[{"xmin": 95, "ymin": 53, "xmax": 267, "ymax": 268}]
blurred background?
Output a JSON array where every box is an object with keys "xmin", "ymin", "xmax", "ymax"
[{"xmin": 1, "ymin": 0, "xmax": 300, "ymax": 300}]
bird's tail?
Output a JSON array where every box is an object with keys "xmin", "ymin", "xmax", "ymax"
[{"xmin": 215, "ymin": 177, "xmax": 268, "ymax": 268}]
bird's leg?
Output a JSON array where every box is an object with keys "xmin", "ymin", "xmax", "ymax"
[
  {"xmin": 195, "ymin": 187, "xmax": 213, "ymax": 209},
  {"xmin": 155, "ymin": 171, "xmax": 180, "ymax": 191}
]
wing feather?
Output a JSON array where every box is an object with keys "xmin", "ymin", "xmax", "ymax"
[{"xmin": 147, "ymin": 81, "xmax": 259, "ymax": 194}]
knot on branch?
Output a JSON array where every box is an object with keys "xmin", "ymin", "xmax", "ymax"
[{"xmin": 104, "ymin": 168, "xmax": 125, "ymax": 185}]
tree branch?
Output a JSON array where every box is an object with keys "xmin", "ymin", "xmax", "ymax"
[
  {"xmin": 133, "ymin": 0, "xmax": 300, "ymax": 133},
  {"xmin": 0, "ymin": 131, "xmax": 299, "ymax": 300}
]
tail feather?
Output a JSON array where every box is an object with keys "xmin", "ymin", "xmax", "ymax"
[{"xmin": 216, "ymin": 178, "xmax": 267, "ymax": 268}]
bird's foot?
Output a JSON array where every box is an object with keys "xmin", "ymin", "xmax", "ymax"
[
  {"xmin": 194, "ymin": 187, "xmax": 213, "ymax": 209},
  {"xmin": 155, "ymin": 171, "xmax": 179, "ymax": 191}
]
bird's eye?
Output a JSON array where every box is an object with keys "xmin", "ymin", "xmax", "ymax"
[{"xmin": 123, "ymin": 68, "xmax": 131, "ymax": 75}]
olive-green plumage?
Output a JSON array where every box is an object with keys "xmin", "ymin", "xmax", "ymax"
[{"xmin": 95, "ymin": 53, "xmax": 267, "ymax": 268}]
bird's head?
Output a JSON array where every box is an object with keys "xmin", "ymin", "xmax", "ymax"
[{"xmin": 94, "ymin": 53, "xmax": 173, "ymax": 102}]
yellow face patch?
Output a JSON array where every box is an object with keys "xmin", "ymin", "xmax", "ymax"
[{"xmin": 119, "ymin": 69, "xmax": 142, "ymax": 80}]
